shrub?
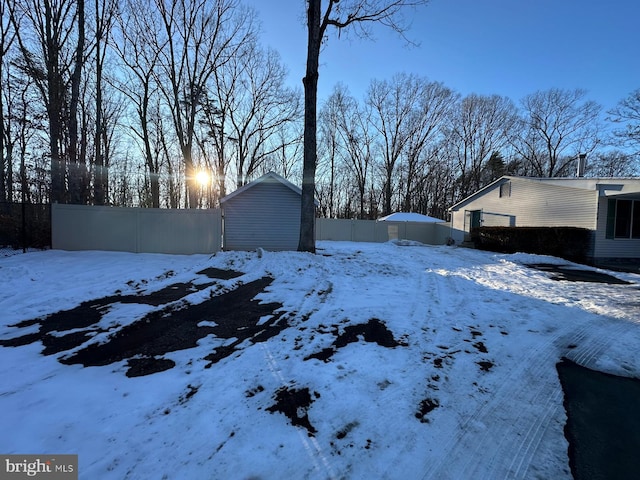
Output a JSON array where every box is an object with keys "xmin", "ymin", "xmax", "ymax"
[{"xmin": 471, "ymin": 226, "xmax": 592, "ymax": 262}]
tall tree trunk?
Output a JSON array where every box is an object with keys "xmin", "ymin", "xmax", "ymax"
[
  {"xmin": 383, "ymin": 173, "xmax": 393, "ymax": 215},
  {"xmin": 44, "ymin": 1, "xmax": 65, "ymax": 204},
  {"xmin": 183, "ymin": 146, "xmax": 197, "ymax": 208},
  {"xmin": 68, "ymin": 0, "xmax": 85, "ymax": 204},
  {"xmin": 0, "ymin": 87, "xmax": 5, "ymax": 205},
  {"xmin": 298, "ymin": 0, "xmax": 321, "ymax": 253},
  {"xmin": 94, "ymin": 0, "xmax": 105, "ymax": 205}
]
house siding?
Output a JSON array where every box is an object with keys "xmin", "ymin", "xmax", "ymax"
[
  {"xmin": 593, "ymin": 195, "xmax": 640, "ymax": 260},
  {"xmin": 223, "ymin": 181, "xmax": 301, "ymax": 251},
  {"xmin": 450, "ymin": 178, "xmax": 598, "ymax": 244}
]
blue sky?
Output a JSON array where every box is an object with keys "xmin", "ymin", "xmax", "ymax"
[{"xmin": 244, "ymin": 0, "xmax": 640, "ymax": 111}]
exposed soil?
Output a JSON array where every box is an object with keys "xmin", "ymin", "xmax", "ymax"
[
  {"xmin": 0, "ymin": 268, "xmax": 288, "ymax": 376},
  {"xmin": 196, "ymin": 267, "xmax": 243, "ymax": 280},
  {"xmin": 526, "ymin": 263, "xmax": 632, "ymax": 284},
  {"xmin": 415, "ymin": 397, "xmax": 439, "ymax": 423},
  {"xmin": 266, "ymin": 386, "xmax": 320, "ymax": 436},
  {"xmin": 557, "ymin": 358, "xmax": 640, "ymax": 480},
  {"xmin": 304, "ymin": 318, "xmax": 407, "ymax": 362}
]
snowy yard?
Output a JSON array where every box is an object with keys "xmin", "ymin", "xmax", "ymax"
[{"xmin": 1, "ymin": 241, "xmax": 639, "ymax": 479}]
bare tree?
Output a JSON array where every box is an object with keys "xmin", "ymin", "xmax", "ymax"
[
  {"xmin": 154, "ymin": 0, "xmax": 254, "ymax": 208},
  {"xmin": 300, "ymin": 0, "xmax": 430, "ymax": 252},
  {"xmin": 0, "ymin": 0, "xmax": 16, "ymax": 205},
  {"xmin": 225, "ymin": 44, "xmax": 300, "ymax": 188},
  {"xmin": 11, "ymin": 0, "xmax": 86, "ymax": 203},
  {"xmin": 514, "ymin": 88, "xmax": 602, "ymax": 177},
  {"xmin": 200, "ymin": 39, "xmax": 300, "ymax": 202},
  {"xmin": 318, "ymin": 83, "xmax": 350, "ymax": 218},
  {"xmin": 588, "ymin": 150, "xmax": 638, "ymax": 177},
  {"xmin": 608, "ymin": 88, "xmax": 640, "ymax": 157},
  {"xmin": 91, "ymin": 0, "xmax": 116, "ymax": 205},
  {"xmin": 367, "ymin": 73, "xmax": 429, "ymax": 215},
  {"xmin": 112, "ymin": 0, "xmax": 164, "ymax": 207},
  {"xmin": 333, "ymin": 85, "xmax": 374, "ymax": 218},
  {"xmin": 446, "ymin": 93, "xmax": 517, "ymax": 199},
  {"xmin": 399, "ymin": 79, "xmax": 456, "ymax": 212},
  {"xmin": 66, "ymin": 0, "xmax": 86, "ymax": 204},
  {"xmin": 263, "ymin": 123, "xmax": 303, "ymax": 180}
]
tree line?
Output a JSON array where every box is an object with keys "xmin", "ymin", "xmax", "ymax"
[
  {"xmin": 315, "ymin": 78, "xmax": 639, "ymax": 220},
  {"xmin": 0, "ymin": 0, "xmax": 300, "ymax": 209},
  {"xmin": 0, "ymin": 0, "xmax": 638, "ymax": 220}
]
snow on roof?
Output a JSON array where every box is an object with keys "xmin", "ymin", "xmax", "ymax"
[{"xmin": 378, "ymin": 212, "xmax": 445, "ymax": 223}]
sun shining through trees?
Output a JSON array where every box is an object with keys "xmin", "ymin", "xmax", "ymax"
[
  {"xmin": 195, "ymin": 170, "xmax": 210, "ymax": 188},
  {"xmin": 2, "ymin": 0, "xmax": 638, "ymax": 218}
]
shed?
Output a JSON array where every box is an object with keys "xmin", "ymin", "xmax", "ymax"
[
  {"xmin": 220, "ymin": 171, "xmax": 308, "ymax": 251},
  {"xmin": 378, "ymin": 212, "xmax": 445, "ymax": 223},
  {"xmin": 375, "ymin": 212, "xmax": 448, "ymax": 243}
]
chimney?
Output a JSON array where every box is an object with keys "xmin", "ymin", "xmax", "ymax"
[{"xmin": 577, "ymin": 153, "xmax": 586, "ymax": 177}]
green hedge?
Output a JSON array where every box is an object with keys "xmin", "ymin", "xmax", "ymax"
[{"xmin": 470, "ymin": 226, "xmax": 592, "ymax": 262}]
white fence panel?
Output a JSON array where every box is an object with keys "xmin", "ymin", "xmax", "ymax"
[
  {"xmin": 52, "ymin": 204, "xmax": 222, "ymax": 254},
  {"xmin": 316, "ymin": 218, "xmax": 450, "ymax": 245}
]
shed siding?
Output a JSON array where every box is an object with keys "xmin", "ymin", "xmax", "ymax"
[
  {"xmin": 223, "ymin": 181, "xmax": 301, "ymax": 251},
  {"xmin": 593, "ymin": 195, "xmax": 640, "ymax": 259},
  {"xmin": 450, "ymin": 178, "xmax": 598, "ymax": 243}
]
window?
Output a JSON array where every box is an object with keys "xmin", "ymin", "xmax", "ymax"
[
  {"xmin": 499, "ymin": 181, "xmax": 511, "ymax": 198},
  {"xmin": 607, "ymin": 199, "xmax": 640, "ymax": 239}
]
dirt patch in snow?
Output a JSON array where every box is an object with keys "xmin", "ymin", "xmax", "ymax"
[
  {"xmin": 266, "ymin": 386, "xmax": 320, "ymax": 436},
  {"xmin": 415, "ymin": 397, "xmax": 439, "ymax": 423},
  {"xmin": 304, "ymin": 318, "xmax": 407, "ymax": 362},
  {"xmin": 1, "ymin": 268, "xmax": 288, "ymax": 376}
]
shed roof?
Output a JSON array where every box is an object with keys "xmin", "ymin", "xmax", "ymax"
[
  {"xmin": 220, "ymin": 171, "xmax": 304, "ymax": 204},
  {"xmin": 378, "ymin": 212, "xmax": 445, "ymax": 223}
]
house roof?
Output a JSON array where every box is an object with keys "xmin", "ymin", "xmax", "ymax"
[
  {"xmin": 448, "ymin": 176, "xmax": 511, "ymax": 211},
  {"xmin": 220, "ymin": 171, "xmax": 306, "ymax": 204},
  {"xmin": 378, "ymin": 212, "xmax": 445, "ymax": 223},
  {"xmin": 449, "ymin": 175, "xmax": 640, "ymax": 211}
]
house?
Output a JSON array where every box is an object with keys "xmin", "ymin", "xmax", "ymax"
[
  {"xmin": 220, "ymin": 171, "xmax": 311, "ymax": 251},
  {"xmin": 376, "ymin": 212, "xmax": 448, "ymax": 243},
  {"xmin": 449, "ymin": 176, "xmax": 640, "ymax": 264}
]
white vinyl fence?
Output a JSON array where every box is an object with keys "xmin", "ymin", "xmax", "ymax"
[
  {"xmin": 315, "ymin": 218, "xmax": 450, "ymax": 245},
  {"xmin": 52, "ymin": 205, "xmax": 450, "ymax": 254},
  {"xmin": 52, "ymin": 204, "xmax": 222, "ymax": 254}
]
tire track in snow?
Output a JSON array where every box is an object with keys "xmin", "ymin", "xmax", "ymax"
[
  {"xmin": 422, "ymin": 315, "xmax": 571, "ymax": 479},
  {"xmin": 420, "ymin": 260, "xmax": 639, "ymax": 480},
  {"xmin": 507, "ymin": 315, "xmax": 638, "ymax": 480},
  {"xmin": 423, "ymin": 270, "xmax": 634, "ymax": 480},
  {"xmin": 505, "ymin": 276, "xmax": 640, "ymax": 478}
]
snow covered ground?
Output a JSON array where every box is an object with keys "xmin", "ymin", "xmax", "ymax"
[{"xmin": 1, "ymin": 241, "xmax": 639, "ymax": 479}]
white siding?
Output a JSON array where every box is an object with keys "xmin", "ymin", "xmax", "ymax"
[
  {"xmin": 223, "ymin": 181, "xmax": 301, "ymax": 251},
  {"xmin": 450, "ymin": 178, "xmax": 598, "ymax": 244},
  {"xmin": 593, "ymin": 196, "xmax": 640, "ymax": 259}
]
